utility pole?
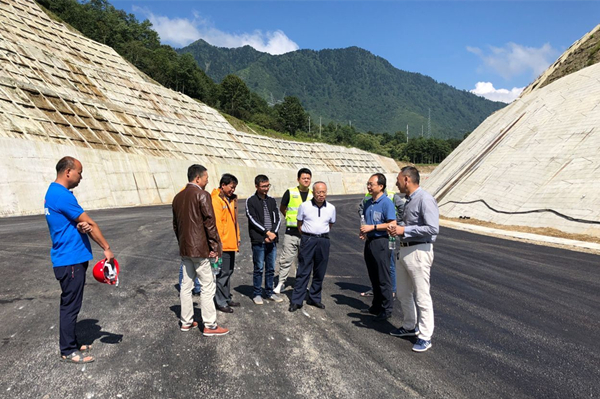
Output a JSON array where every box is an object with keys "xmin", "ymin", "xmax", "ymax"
[
  {"xmin": 406, "ymin": 124, "xmax": 409, "ymax": 143},
  {"xmin": 308, "ymin": 116, "xmax": 311, "ymax": 135},
  {"xmin": 319, "ymin": 117, "xmax": 322, "ymax": 138},
  {"xmin": 428, "ymin": 108, "xmax": 431, "ymax": 138}
]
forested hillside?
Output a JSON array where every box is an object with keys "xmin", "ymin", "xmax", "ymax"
[
  {"xmin": 180, "ymin": 40, "xmax": 506, "ymax": 138},
  {"xmin": 36, "ymin": 0, "xmax": 481, "ymax": 163}
]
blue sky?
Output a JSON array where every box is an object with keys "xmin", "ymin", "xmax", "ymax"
[{"xmin": 113, "ymin": 1, "xmax": 599, "ymax": 103}]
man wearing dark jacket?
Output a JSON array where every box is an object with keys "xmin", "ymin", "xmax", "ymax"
[
  {"xmin": 245, "ymin": 174, "xmax": 284, "ymax": 305},
  {"xmin": 172, "ymin": 164, "xmax": 229, "ymax": 336}
]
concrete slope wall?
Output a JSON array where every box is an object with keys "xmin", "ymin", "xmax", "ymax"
[
  {"xmin": 423, "ymin": 61, "xmax": 600, "ymax": 237},
  {"xmin": 0, "ymin": 0, "xmax": 397, "ymax": 216}
]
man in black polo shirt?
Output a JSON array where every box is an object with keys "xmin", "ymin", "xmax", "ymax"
[{"xmin": 289, "ymin": 182, "xmax": 336, "ymax": 312}]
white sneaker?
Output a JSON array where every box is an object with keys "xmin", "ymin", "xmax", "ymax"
[
  {"xmin": 253, "ymin": 295, "xmax": 264, "ymax": 305},
  {"xmin": 267, "ymin": 294, "xmax": 284, "ymax": 303},
  {"xmin": 273, "ymin": 282, "xmax": 284, "ymax": 294}
]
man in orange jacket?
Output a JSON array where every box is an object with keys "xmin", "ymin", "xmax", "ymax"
[{"xmin": 211, "ymin": 173, "xmax": 241, "ymax": 313}]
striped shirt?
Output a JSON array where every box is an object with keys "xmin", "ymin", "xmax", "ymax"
[{"xmin": 262, "ymin": 197, "xmax": 272, "ymax": 231}]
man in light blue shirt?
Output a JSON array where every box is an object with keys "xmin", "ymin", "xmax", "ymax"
[
  {"xmin": 45, "ymin": 156, "xmax": 114, "ymax": 363},
  {"xmin": 388, "ymin": 166, "xmax": 439, "ymax": 353},
  {"xmin": 359, "ymin": 173, "xmax": 397, "ymax": 321}
]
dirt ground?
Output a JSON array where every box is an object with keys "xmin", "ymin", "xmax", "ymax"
[
  {"xmin": 441, "ymin": 216, "xmax": 600, "ymax": 255},
  {"xmin": 441, "ymin": 216, "xmax": 600, "ymax": 244}
]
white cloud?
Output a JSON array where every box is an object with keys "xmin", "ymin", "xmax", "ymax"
[
  {"xmin": 467, "ymin": 42, "xmax": 558, "ymax": 80},
  {"xmin": 470, "ymin": 82, "xmax": 524, "ymax": 103},
  {"xmin": 133, "ymin": 7, "xmax": 299, "ymax": 55}
]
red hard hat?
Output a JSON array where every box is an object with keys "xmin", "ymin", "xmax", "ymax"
[{"xmin": 93, "ymin": 258, "xmax": 119, "ymax": 286}]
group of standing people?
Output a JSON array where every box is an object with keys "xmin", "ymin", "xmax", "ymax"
[
  {"xmin": 44, "ymin": 157, "xmax": 438, "ymax": 364},
  {"xmin": 359, "ymin": 167, "xmax": 439, "ymax": 352}
]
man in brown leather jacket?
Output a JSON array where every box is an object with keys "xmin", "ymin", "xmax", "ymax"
[{"xmin": 172, "ymin": 164, "xmax": 229, "ymax": 336}]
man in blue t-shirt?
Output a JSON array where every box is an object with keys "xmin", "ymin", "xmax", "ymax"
[
  {"xmin": 359, "ymin": 173, "xmax": 397, "ymax": 321},
  {"xmin": 45, "ymin": 156, "xmax": 114, "ymax": 364}
]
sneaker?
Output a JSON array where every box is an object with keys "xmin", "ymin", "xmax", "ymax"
[
  {"xmin": 253, "ymin": 295, "xmax": 264, "ymax": 305},
  {"xmin": 180, "ymin": 321, "xmax": 198, "ymax": 332},
  {"xmin": 390, "ymin": 327, "xmax": 419, "ymax": 337},
  {"xmin": 273, "ymin": 282, "xmax": 284, "ymax": 294},
  {"xmin": 412, "ymin": 339, "xmax": 432, "ymax": 352},
  {"xmin": 267, "ymin": 294, "xmax": 284, "ymax": 303},
  {"xmin": 203, "ymin": 325, "xmax": 229, "ymax": 336}
]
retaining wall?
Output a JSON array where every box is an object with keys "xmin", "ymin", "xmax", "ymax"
[{"xmin": 0, "ymin": 0, "xmax": 398, "ymax": 216}]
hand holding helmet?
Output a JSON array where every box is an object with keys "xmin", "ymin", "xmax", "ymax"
[{"xmin": 93, "ymin": 258, "xmax": 120, "ymax": 286}]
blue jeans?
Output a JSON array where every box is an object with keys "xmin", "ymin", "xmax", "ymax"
[
  {"xmin": 390, "ymin": 251, "xmax": 397, "ymax": 293},
  {"xmin": 179, "ymin": 262, "xmax": 201, "ymax": 293},
  {"xmin": 252, "ymin": 243, "xmax": 277, "ymax": 297}
]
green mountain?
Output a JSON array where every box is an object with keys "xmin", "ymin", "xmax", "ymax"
[{"xmin": 179, "ymin": 40, "xmax": 506, "ymax": 138}]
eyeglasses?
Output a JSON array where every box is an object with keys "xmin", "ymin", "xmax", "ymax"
[
  {"xmin": 366, "ymin": 183, "xmax": 381, "ymax": 187},
  {"xmin": 258, "ymin": 184, "xmax": 271, "ymax": 189}
]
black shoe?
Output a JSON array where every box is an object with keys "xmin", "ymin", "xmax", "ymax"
[
  {"xmin": 360, "ymin": 307, "xmax": 379, "ymax": 315},
  {"xmin": 289, "ymin": 303, "xmax": 303, "ymax": 312},
  {"xmin": 373, "ymin": 312, "xmax": 391, "ymax": 321},
  {"xmin": 217, "ymin": 305, "xmax": 233, "ymax": 313},
  {"xmin": 227, "ymin": 301, "xmax": 240, "ymax": 307},
  {"xmin": 306, "ymin": 299, "xmax": 325, "ymax": 309}
]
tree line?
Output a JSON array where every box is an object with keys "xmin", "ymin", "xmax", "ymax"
[{"xmin": 37, "ymin": 0, "xmax": 464, "ymax": 164}]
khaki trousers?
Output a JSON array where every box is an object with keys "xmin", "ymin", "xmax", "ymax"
[
  {"xmin": 397, "ymin": 243, "xmax": 435, "ymax": 341},
  {"xmin": 277, "ymin": 234, "xmax": 301, "ymax": 284},
  {"xmin": 180, "ymin": 257, "xmax": 216, "ymax": 328}
]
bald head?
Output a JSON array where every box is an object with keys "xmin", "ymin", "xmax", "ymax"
[
  {"xmin": 56, "ymin": 156, "xmax": 77, "ymax": 175},
  {"xmin": 55, "ymin": 156, "xmax": 83, "ymax": 189}
]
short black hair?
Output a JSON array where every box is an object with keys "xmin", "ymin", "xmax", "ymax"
[
  {"xmin": 371, "ymin": 173, "xmax": 387, "ymax": 191},
  {"xmin": 56, "ymin": 156, "xmax": 76, "ymax": 174},
  {"xmin": 187, "ymin": 164, "xmax": 207, "ymax": 182},
  {"xmin": 220, "ymin": 173, "xmax": 238, "ymax": 186},
  {"xmin": 255, "ymin": 174, "xmax": 269, "ymax": 186},
  {"xmin": 297, "ymin": 168, "xmax": 312, "ymax": 179},
  {"xmin": 401, "ymin": 166, "xmax": 420, "ymax": 184}
]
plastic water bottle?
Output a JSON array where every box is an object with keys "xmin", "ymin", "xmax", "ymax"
[
  {"xmin": 210, "ymin": 258, "xmax": 222, "ymax": 275},
  {"xmin": 388, "ymin": 236, "xmax": 396, "ymax": 250},
  {"xmin": 360, "ymin": 215, "xmax": 366, "ymax": 226}
]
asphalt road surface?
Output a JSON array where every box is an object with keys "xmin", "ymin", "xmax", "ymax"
[{"xmin": 0, "ymin": 195, "xmax": 598, "ymax": 399}]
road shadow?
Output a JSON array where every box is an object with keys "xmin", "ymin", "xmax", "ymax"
[
  {"xmin": 169, "ymin": 304, "xmax": 204, "ymax": 325},
  {"xmin": 76, "ymin": 319, "xmax": 123, "ymax": 345},
  {"xmin": 233, "ymin": 284, "xmax": 256, "ymax": 299},
  {"xmin": 330, "ymin": 293, "xmax": 369, "ymax": 311},
  {"xmin": 335, "ymin": 281, "xmax": 371, "ymax": 295},
  {"xmin": 347, "ymin": 312, "xmax": 397, "ymax": 335}
]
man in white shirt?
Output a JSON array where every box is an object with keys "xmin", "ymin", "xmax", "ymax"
[{"xmin": 289, "ymin": 182, "xmax": 336, "ymax": 312}]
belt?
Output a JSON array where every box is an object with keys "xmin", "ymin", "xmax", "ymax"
[
  {"xmin": 302, "ymin": 232, "xmax": 329, "ymax": 238},
  {"xmin": 399, "ymin": 241, "xmax": 431, "ymax": 247},
  {"xmin": 366, "ymin": 235, "xmax": 388, "ymax": 242}
]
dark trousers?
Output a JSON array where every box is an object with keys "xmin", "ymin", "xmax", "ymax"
[
  {"xmin": 215, "ymin": 251, "xmax": 235, "ymax": 307},
  {"xmin": 291, "ymin": 235, "xmax": 330, "ymax": 305},
  {"xmin": 364, "ymin": 238, "xmax": 393, "ymax": 316},
  {"xmin": 53, "ymin": 261, "xmax": 88, "ymax": 356}
]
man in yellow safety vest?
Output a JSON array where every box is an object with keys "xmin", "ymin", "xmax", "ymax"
[{"xmin": 274, "ymin": 168, "xmax": 313, "ymax": 294}]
